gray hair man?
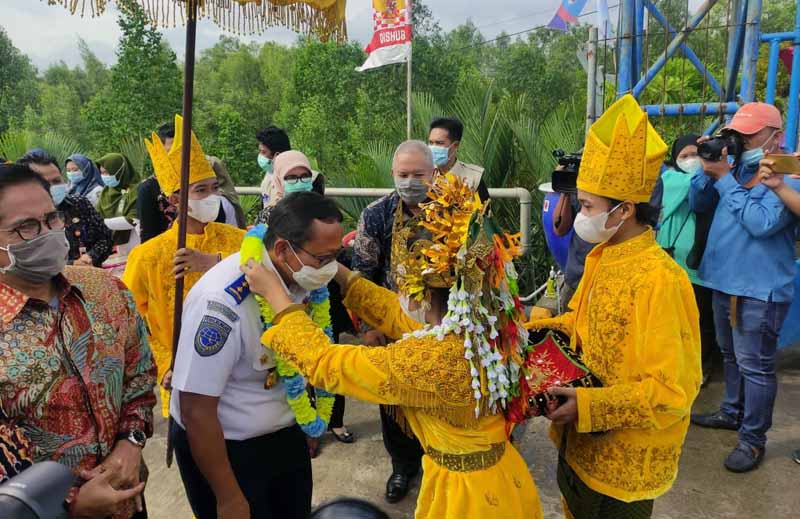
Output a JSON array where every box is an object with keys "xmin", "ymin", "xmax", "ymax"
[{"xmin": 350, "ymin": 140, "xmax": 434, "ymax": 503}]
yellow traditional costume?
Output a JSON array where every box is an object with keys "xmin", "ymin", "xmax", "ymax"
[
  {"xmin": 262, "ymin": 174, "xmax": 543, "ymax": 519},
  {"xmin": 528, "ymin": 95, "xmax": 702, "ymax": 508},
  {"xmin": 123, "ymin": 115, "xmax": 245, "ymax": 416}
]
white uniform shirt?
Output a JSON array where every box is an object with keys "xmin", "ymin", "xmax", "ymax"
[{"xmin": 170, "ymin": 251, "xmax": 307, "ymax": 440}]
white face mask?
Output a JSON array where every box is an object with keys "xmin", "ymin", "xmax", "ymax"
[
  {"xmin": 286, "ymin": 244, "xmax": 338, "ymax": 291},
  {"xmin": 573, "ymin": 204, "xmax": 623, "ymax": 244},
  {"xmin": 187, "ymin": 194, "xmax": 221, "ymax": 223},
  {"xmin": 399, "ymin": 293, "xmax": 428, "ymax": 323},
  {"xmin": 676, "ymin": 157, "xmax": 703, "ymax": 176}
]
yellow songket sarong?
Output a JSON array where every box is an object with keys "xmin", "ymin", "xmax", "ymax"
[{"xmin": 263, "ymin": 276, "xmax": 543, "ymax": 519}]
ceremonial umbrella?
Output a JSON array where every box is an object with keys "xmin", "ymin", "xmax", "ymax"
[{"xmin": 43, "ymin": 0, "xmax": 347, "ymax": 462}]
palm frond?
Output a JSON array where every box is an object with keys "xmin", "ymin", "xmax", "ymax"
[
  {"xmin": 118, "ymin": 135, "xmax": 150, "ymax": 180},
  {"xmin": 34, "ymin": 131, "xmax": 85, "ymax": 167},
  {"xmin": 0, "ymin": 129, "xmax": 32, "ymax": 162}
]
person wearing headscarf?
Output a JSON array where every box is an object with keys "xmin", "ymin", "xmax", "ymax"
[
  {"xmin": 257, "ymin": 125, "xmax": 292, "ymax": 207},
  {"xmin": 656, "ymin": 134, "xmax": 718, "ymax": 386},
  {"xmin": 96, "ymin": 153, "xmax": 140, "ymax": 247},
  {"xmin": 254, "ymin": 150, "xmax": 319, "ymax": 225},
  {"xmin": 65, "ymin": 153, "xmax": 104, "ymax": 207}
]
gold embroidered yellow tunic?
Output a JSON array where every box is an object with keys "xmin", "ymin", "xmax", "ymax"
[
  {"xmin": 122, "ymin": 223, "xmax": 245, "ymax": 416},
  {"xmin": 263, "ymin": 277, "xmax": 543, "ymax": 519},
  {"xmin": 528, "ymin": 230, "xmax": 701, "ymax": 503}
]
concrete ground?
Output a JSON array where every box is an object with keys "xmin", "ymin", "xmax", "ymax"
[{"xmin": 143, "ymin": 348, "xmax": 800, "ymax": 518}]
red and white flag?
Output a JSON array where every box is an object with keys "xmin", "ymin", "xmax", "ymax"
[{"xmin": 356, "ymin": 0, "xmax": 412, "ymax": 72}]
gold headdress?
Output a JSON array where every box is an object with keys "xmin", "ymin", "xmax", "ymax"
[
  {"xmin": 144, "ymin": 114, "xmax": 215, "ymax": 195},
  {"xmin": 392, "ymin": 173, "xmax": 487, "ymax": 301},
  {"xmin": 394, "ymin": 173, "xmax": 528, "ymax": 419},
  {"xmin": 578, "ymin": 94, "xmax": 668, "ymax": 202}
]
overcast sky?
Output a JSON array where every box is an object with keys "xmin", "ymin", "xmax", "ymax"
[{"xmin": 0, "ymin": 0, "xmax": 610, "ymax": 70}]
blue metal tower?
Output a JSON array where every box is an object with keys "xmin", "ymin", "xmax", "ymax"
[{"xmin": 612, "ymin": 0, "xmax": 800, "ymax": 150}]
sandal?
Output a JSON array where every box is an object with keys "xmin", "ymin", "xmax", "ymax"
[{"xmin": 331, "ymin": 428, "xmax": 356, "ymax": 444}]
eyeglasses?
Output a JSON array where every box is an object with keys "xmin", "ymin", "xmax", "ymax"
[
  {"xmin": 284, "ymin": 175, "xmax": 313, "ymax": 185},
  {"xmin": 0, "ymin": 211, "xmax": 65, "ymax": 241},
  {"xmin": 291, "ymin": 242, "xmax": 341, "ymax": 266}
]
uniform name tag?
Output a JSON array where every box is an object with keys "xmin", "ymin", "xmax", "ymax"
[
  {"xmin": 194, "ymin": 315, "xmax": 232, "ymax": 357},
  {"xmin": 207, "ymin": 300, "xmax": 239, "ymax": 322}
]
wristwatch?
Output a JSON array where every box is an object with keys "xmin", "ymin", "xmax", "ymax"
[{"xmin": 117, "ymin": 429, "xmax": 147, "ymax": 448}]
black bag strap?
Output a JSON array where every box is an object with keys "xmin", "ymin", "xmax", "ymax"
[{"xmin": 665, "ymin": 209, "xmax": 692, "ymax": 252}]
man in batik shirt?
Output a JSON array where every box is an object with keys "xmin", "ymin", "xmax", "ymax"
[
  {"xmin": 0, "ymin": 164, "xmax": 156, "ymax": 518},
  {"xmin": 351, "ymin": 140, "xmax": 434, "ymax": 503}
]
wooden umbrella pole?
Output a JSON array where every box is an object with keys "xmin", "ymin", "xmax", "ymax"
[{"xmin": 166, "ymin": 0, "xmax": 198, "ymax": 468}]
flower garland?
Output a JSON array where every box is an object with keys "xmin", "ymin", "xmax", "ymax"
[{"xmin": 240, "ymin": 225, "xmax": 335, "ymax": 438}]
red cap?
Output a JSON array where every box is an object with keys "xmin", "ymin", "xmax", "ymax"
[{"xmin": 723, "ymin": 102, "xmax": 783, "ymax": 135}]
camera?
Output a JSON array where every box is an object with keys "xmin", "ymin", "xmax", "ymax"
[
  {"xmin": 697, "ymin": 130, "xmax": 745, "ymax": 162},
  {"xmin": 0, "ymin": 461, "xmax": 73, "ymax": 519},
  {"xmin": 551, "ymin": 149, "xmax": 582, "ymax": 194}
]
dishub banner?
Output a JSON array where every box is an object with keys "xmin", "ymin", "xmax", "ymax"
[{"xmin": 356, "ymin": 0, "xmax": 412, "ymax": 72}]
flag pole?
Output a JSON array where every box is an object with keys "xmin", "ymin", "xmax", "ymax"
[{"xmin": 406, "ymin": 45, "xmax": 413, "ymax": 139}]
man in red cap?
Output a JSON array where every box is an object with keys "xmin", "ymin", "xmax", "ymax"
[{"xmin": 689, "ymin": 102, "xmax": 800, "ymax": 473}]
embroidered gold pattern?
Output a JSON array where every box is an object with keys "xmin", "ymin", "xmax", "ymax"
[{"xmin": 427, "ymin": 442, "xmax": 505, "ymax": 472}]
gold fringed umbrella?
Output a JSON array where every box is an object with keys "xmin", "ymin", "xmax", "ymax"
[
  {"xmin": 47, "ymin": 0, "xmax": 347, "ymax": 41},
  {"xmin": 42, "ymin": 0, "xmax": 347, "ymax": 465}
]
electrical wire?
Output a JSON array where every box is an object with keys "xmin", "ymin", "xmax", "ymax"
[{"xmin": 451, "ymin": 4, "xmax": 621, "ymax": 52}]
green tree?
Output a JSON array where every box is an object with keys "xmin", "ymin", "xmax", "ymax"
[
  {"xmin": 0, "ymin": 27, "xmax": 39, "ymax": 134},
  {"xmin": 81, "ymin": 0, "xmax": 182, "ymax": 154}
]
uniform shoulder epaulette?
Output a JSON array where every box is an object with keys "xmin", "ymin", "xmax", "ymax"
[{"xmin": 224, "ymin": 274, "xmax": 251, "ymax": 305}]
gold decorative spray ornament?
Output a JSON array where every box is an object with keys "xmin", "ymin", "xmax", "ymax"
[{"xmin": 144, "ymin": 114, "xmax": 216, "ymax": 195}]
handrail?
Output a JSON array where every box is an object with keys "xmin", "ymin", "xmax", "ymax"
[{"xmin": 235, "ymin": 186, "xmax": 534, "ymax": 255}]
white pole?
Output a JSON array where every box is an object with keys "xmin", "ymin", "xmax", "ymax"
[{"xmin": 406, "ymin": 46, "xmax": 413, "ymax": 140}]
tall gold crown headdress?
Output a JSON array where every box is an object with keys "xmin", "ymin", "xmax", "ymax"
[
  {"xmin": 578, "ymin": 94, "xmax": 668, "ymax": 202},
  {"xmin": 144, "ymin": 114, "xmax": 215, "ymax": 195}
]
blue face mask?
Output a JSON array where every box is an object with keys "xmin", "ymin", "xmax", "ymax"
[
  {"xmin": 257, "ymin": 154, "xmax": 273, "ymax": 173},
  {"xmin": 66, "ymin": 170, "xmax": 84, "ymax": 184},
  {"xmin": 284, "ymin": 178, "xmax": 314, "ymax": 194},
  {"xmin": 50, "ymin": 184, "xmax": 68, "ymax": 206},
  {"xmin": 741, "ymin": 147, "xmax": 765, "ymax": 167},
  {"xmin": 101, "ymin": 174, "xmax": 120, "ymax": 188},
  {"xmin": 429, "ymin": 145, "xmax": 450, "ymax": 167}
]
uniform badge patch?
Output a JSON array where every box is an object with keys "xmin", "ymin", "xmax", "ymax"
[
  {"xmin": 194, "ymin": 315, "xmax": 232, "ymax": 357},
  {"xmin": 206, "ymin": 300, "xmax": 239, "ymax": 322},
  {"xmin": 224, "ymin": 274, "xmax": 251, "ymax": 305}
]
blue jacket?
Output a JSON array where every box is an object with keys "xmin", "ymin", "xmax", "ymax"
[{"xmin": 689, "ymin": 162, "xmax": 800, "ymax": 302}]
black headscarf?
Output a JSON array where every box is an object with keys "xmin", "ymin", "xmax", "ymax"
[{"xmin": 669, "ymin": 134, "xmax": 701, "ymax": 172}]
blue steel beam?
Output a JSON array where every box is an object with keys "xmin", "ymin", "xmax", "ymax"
[
  {"xmin": 643, "ymin": 101, "xmax": 739, "ymax": 117},
  {"xmin": 632, "ymin": 0, "xmax": 721, "ymax": 99},
  {"xmin": 724, "ymin": 0, "xmax": 746, "ymax": 102},
  {"xmin": 617, "ymin": 0, "xmax": 636, "ymax": 95},
  {"xmin": 634, "ymin": 0, "xmax": 644, "ymax": 80},
  {"xmin": 739, "ymin": 0, "xmax": 764, "ymax": 101},
  {"xmin": 785, "ymin": 3, "xmax": 800, "ymax": 151},
  {"xmin": 761, "ymin": 31, "xmax": 798, "ymax": 41},
  {"xmin": 765, "ymin": 39, "xmax": 781, "ymax": 104},
  {"xmin": 642, "ymin": 0, "xmax": 724, "ymax": 99}
]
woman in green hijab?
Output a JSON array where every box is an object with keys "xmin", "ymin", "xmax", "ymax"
[{"xmin": 97, "ymin": 153, "xmax": 140, "ymax": 246}]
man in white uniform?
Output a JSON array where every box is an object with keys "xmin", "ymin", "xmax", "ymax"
[{"xmin": 170, "ymin": 192, "xmax": 344, "ymax": 519}]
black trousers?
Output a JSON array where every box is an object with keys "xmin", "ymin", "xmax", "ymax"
[
  {"xmin": 693, "ymin": 284, "xmax": 720, "ymax": 378},
  {"xmin": 379, "ymin": 405, "xmax": 424, "ymax": 476},
  {"xmin": 172, "ymin": 422, "xmax": 312, "ymax": 519},
  {"xmin": 329, "ymin": 394, "xmax": 346, "ymax": 429}
]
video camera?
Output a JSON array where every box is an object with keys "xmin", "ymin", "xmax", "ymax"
[
  {"xmin": 697, "ymin": 130, "xmax": 745, "ymax": 162},
  {"xmin": 551, "ymin": 149, "xmax": 582, "ymax": 194},
  {"xmin": 0, "ymin": 461, "xmax": 73, "ymax": 519}
]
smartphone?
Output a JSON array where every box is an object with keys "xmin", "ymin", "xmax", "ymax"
[{"xmin": 765, "ymin": 153, "xmax": 800, "ymax": 174}]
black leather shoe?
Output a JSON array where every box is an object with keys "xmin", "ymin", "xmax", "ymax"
[
  {"xmin": 385, "ymin": 472, "xmax": 410, "ymax": 503},
  {"xmin": 691, "ymin": 410, "xmax": 740, "ymax": 431}
]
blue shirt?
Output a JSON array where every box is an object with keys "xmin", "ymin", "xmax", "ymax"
[{"xmin": 689, "ymin": 162, "xmax": 800, "ymax": 302}]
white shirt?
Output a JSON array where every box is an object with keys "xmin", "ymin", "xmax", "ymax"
[
  {"xmin": 220, "ymin": 196, "xmax": 239, "ymax": 227},
  {"xmin": 170, "ymin": 251, "xmax": 307, "ymax": 440}
]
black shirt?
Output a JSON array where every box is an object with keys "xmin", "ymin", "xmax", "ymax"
[{"xmin": 59, "ymin": 195, "xmax": 113, "ymax": 267}]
